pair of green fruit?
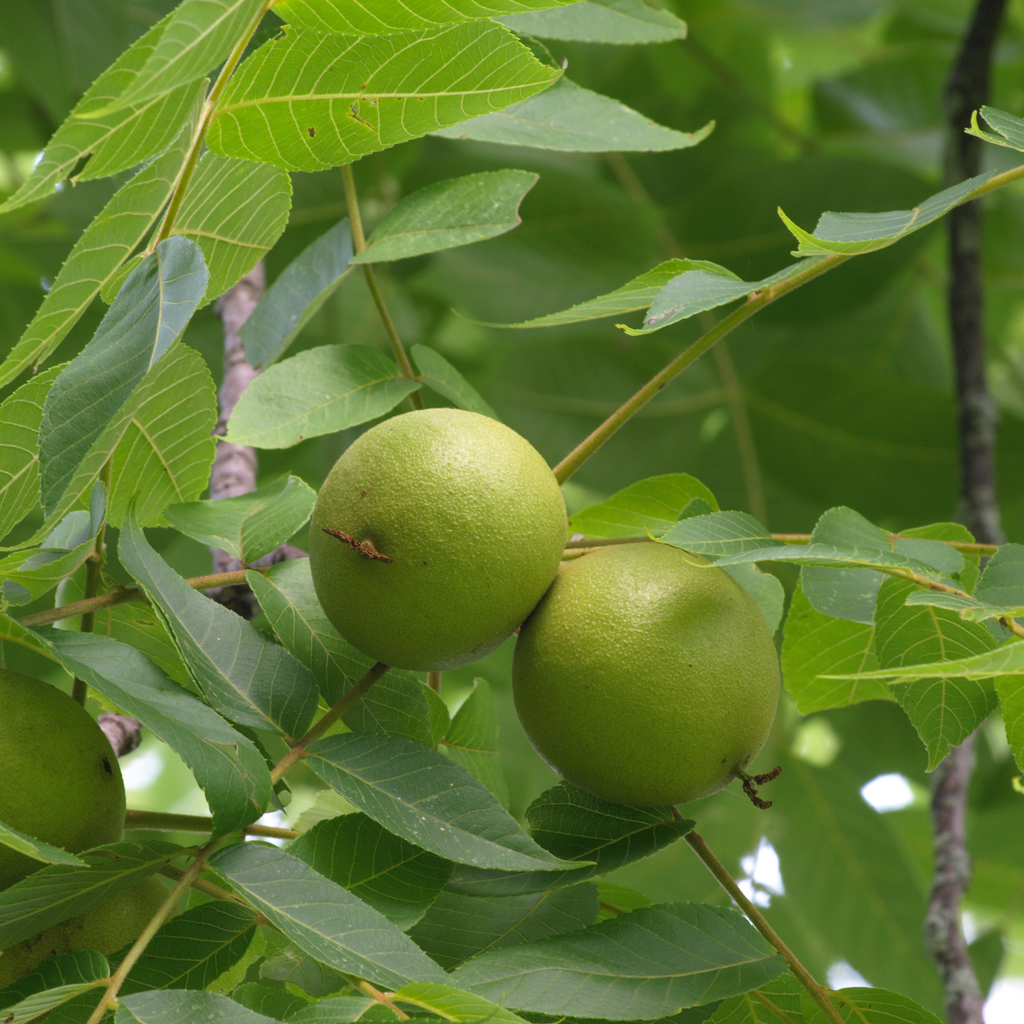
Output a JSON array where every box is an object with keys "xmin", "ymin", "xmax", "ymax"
[
  {"xmin": 309, "ymin": 409, "xmax": 780, "ymax": 808},
  {"xmin": 0, "ymin": 671, "xmax": 167, "ymax": 988}
]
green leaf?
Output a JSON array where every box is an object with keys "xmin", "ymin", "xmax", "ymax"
[
  {"xmin": 0, "ymin": 16, "xmax": 202, "ymax": 215},
  {"xmin": 802, "ymin": 987, "xmax": 942, "ymax": 1024},
  {"xmin": 411, "ymin": 345, "xmax": 498, "ymax": 419},
  {"xmin": 799, "ymin": 507, "xmax": 891, "ymax": 624},
  {"xmin": 439, "ymin": 679, "xmax": 509, "ymax": 806},
  {"xmin": 290, "ymin": 814, "xmax": 453, "ymax": 930},
  {"xmin": 486, "ymin": 259, "xmax": 709, "ymax": 328},
  {"xmin": 393, "ymin": 983, "xmax": 531, "ymax": 1024},
  {"xmin": 409, "ymin": 885, "xmax": 598, "ymax": 969},
  {"xmin": 343, "ymin": 673, "xmax": 450, "ymax": 749},
  {"xmin": 39, "ymin": 236, "xmax": 208, "ymax": 513},
  {"xmin": 763, "ymin": 756, "xmax": 944, "ymax": 1010},
  {"xmin": 722, "ymin": 562, "xmax": 785, "ymax": 636},
  {"xmin": 435, "ymin": 78, "xmax": 712, "ymax": 153},
  {"xmin": 117, "ymin": 990, "xmax": 281, "ymax": 1024},
  {"xmin": 108, "ymin": 343, "xmax": 218, "ymax": 528},
  {"xmin": 0, "ymin": 110, "xmax": 200, "ymax": 392},
  {"xmin": 162, "ymin": 475, "xmax": 315, "ymax": 563},
  {"xmin": 712, "ymin": 543, "xmax": 947, "ymax": 579},
  {"xmin": 570, "ymin": 474, "xmax": 719, "ymax": 538},
  {"xmin": 824, "ymin": 638, "xmax": 1024, "ymax": 682},
  {"xmin": 352, "ymin": 171, "xmax": 538, "ymax": 264},
  {"xmin": 208, "ymin": 24, "xmax": 561, "ymax": 172},
  {"xmin": 174, "ymin": 153, "xmax": 292, "ymax": 305},
  {"xmin": 627, "ymin": 257, "xmax": 830, "ymax": 336},
  {"xmin": 0, "ymin": 367, "xmax": 62, "ymax": 542},
  {"xmin": 779, "ymin": 173, "xmax": 992, "ymax": 257},
  {"xmin": 0, "ymin": 841, "xmax": 180, "ymax": 949},
  {"xmin": 705, "ymin": 973, "xmax": 803, "ymax": 1024},
  {"xmin": 447, "ymin": 781, "xmax": 692, "ymax": 896},
  {"xmin": 902, "ymin": 590, "xmax": 1024, "ymax": 624},
  {"xmin": 257, "ymin": 931, "xmax": 346, "ymax": 997},
  {"xmin": 875, "ymin": 578, "xmax": 1000, "ymax": 769},
  {"xmin": 209, "ymin": 843, "xmax": 447, "ymax": 988},
  {"xmin": 449, "ymin": 902, "xmax": 785, "ymax": 1017},
  {"xmin": 967, "ymin": 105, "xmax": 1024, "ymax": 152},
  {"xmin": 32, "ymin": 627, "xmax": 272, "ymax": 836},
  {"xmin": 660, "ymin": 511, "xmax": 773, "ymax": 556},
  {"xmin": 275, "ymin": 0, "xmax": 579, "ymax": 35},
  {"xmin": 240, "ymin": 219, "xmax": 354, "ymax": 370},
  {"xmin": 248, "ymin": 558, "xmax": 383, "ymax": 705},
  {"xmin": 0, "ymin": 503, "xmax": 102, "ymax": 606},
  {"xmin": 306, "ymin": 733, "xmax": 584, "ymax": 871},
  {"xmin": 899, "ymin": 523, "xmax": 978, "ymax": 591},
  {"xmin": 997, "ymin": 675, "xmax": 1024, "ymax": 772},
  {"xmin": 0, "ymin": 950, "xmax": 109, "ymax": 1024},
  {"xmin": 225, "ymin": 345, "xmax": 419, "ymax": 449},
  {"xmin": 285, "ymin": 996, "xmax": 377, "ymax": 1024},
  {"xmin": 500, "ymin": 0, "xmax": 688, "ymax": 43},
  {"xmin": 0, "ymin": 821, "xmax": 85, "ymax": 870},
  {"xmin": 120, "ymin": 901, "xmax": 258, "ymax": 993},
  {"xmin": 231, "ymin": 984, "xmax": 309, "ymax": 1021},
  {"xmin": 780, "ymin": 582, "xmax": 889, "ymax": 713},
  {"xmin": 97, "ymin": 0, "xmax": 267, "ymax": 114},
  {"xmin": 118, "ymin": 512, "xmax": 319, "ymax": 739},
  {"xmin": 976, "ymin": 542, "xmax": 1024, "ymax": 606}
]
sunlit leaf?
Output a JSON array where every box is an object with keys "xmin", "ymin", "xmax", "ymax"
[
  {"xmin": 275, "ymin": 0, "xmax": 579, "ymax": 35},
  {"xmin": 174, "ymin": 153, "xmax": 291, "ymax": 305},
  {"xmin": 0, "ymin": 111, "xmax": 200, "ymax": 392},
  {"xmin": 225, "ymin": 345, "xmax": 418, "ymax": 449},
  {"xmin": 208, "ymin": 24, "xmax": 561, "ymax": 172}
]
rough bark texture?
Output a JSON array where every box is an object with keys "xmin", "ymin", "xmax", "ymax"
[
  {"xmin": 929, "ymin": 4, "xmax": 1009, "ymax": 1023},
  {"xmin": 207, "ymin": 264, "xmax": 306, "ymax": 616}
]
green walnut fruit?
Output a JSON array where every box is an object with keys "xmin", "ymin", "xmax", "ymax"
[
  {"xmin": 512, "ymin": 543, "xmax": 780, "ymax": 807},
  {"xmin": 309, "ymin": 408, "xmax": 567, "ymax": 671},
  {"xmin": 0, "ymin": 669, "xmax": 126, "ymax": 890},
  {"xmin": 0, "ymin": 876, "xmax": 169, "ymax": 987}
]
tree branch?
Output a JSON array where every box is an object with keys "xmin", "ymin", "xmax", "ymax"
[{"xmin": 931, "ymin": 4, "xmax": 1009, "ymax": 1022}]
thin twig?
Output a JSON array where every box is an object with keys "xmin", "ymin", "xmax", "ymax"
[
  {"xmin": 341, "ymin": 164, "xmax": 423, "ymax": 410},
  {"xmin": 930, "ymin": 3, "xmax": 1010, "ymax": 1021},
  {"xmin": 125, "ymin": 809, "xmax": 300, "ymax": 840},
  {"xmin": 17, "ymin": 568, "xmax": 263, "ymax": 627},
  {"xmin": 85, "ymin": 838, "xmax": 229, "ymax": 1024},
  {"xmin": 684, "ymin": 830, "xmax": 845, "ymax": 1024},
  {"xmin": 271, "ymin": 663, "xmax": 388, "ymax": 783}
]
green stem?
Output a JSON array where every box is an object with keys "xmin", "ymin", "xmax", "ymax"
[
  {"xmin": 125, "ymin": 809, "xmax": 299, "ymax": 839},
  {"xmin": 158, "ymin": 863, "xmax": 260, "ymax": 911},
  {"xmin": 19, "ymin": 568, "xmax": 264, "ymax": 628},
  {"xmin": 427, "ymin": 671, "xmax": 441, "ymax": 694},
  {"xmin": 152, "ymin": 2, "xmax": 274, "ymax": 245},
  {"xmin": 271, "ymin": 663, "xmax": 388, "ymax": 783},
  {"xmin": 341, "ymin": 164, "xmax": 423, "ymax": 410},
  {"xmin": 684, "ymin": 831, "xmax": 845, "ymax": 1024},
  {"xmin": 85, "ymin": 837, "xmax": 229, "ymax": 1024},
  {"xmin": 343, "ymin": 976, "xmax": 410, "ymax": 1020},
  {"xmin": 551, "ymin": 255, "xmax": 847, "ymax": 484}
]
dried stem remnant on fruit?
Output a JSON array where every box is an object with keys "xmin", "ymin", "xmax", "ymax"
[
  {"xmin": 737, "ymin": 766, "xmax": 782, "ymax": 809},
  {"xmin": 323, "ymin": 528, "xmax": 393, "ymax": 562}
]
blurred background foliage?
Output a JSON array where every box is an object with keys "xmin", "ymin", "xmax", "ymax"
[{"xmin": 2, "ymin": 0, "xmax": 1024, "ymax": 1018}]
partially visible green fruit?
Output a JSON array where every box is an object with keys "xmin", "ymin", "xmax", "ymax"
[
  {"xmin": 512, "ymin": 543, "xmax": 780, "ymax": 807},
  {"xmin": 0, "ymin": 670, "xmax": 126, "ymax": 890},
  {"xmin": 0, "ymin": 876, "xmax": 169, "ymax": 987},
  {"xmin": 309, "ymin": 408, "xmax": 567, "ymax": 671}
]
